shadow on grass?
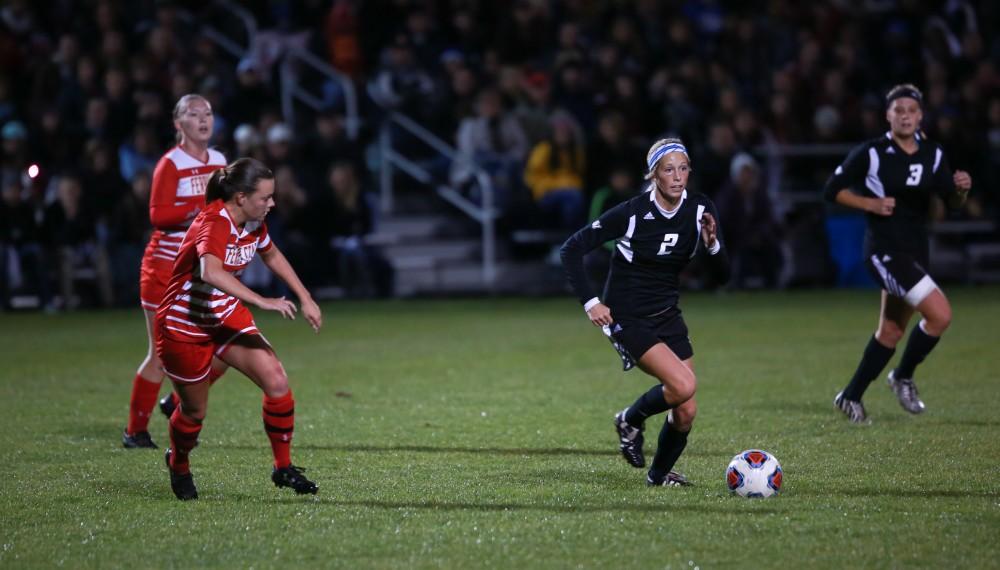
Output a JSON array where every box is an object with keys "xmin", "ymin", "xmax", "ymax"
[
  {"xmin": 210, "ymin": 443, "xmax": 617, "ymax": 457},
  {"xmin": 213, "ymin": 443, "xmax": 729, "ymax": 459},
  {"xmin": 87, "ymin": 485, "xmax": 781, "ymax": 514},
  {"xmin": 336, "ymin": 444, "xmax": 618, "ymax": 457},
  {"xmin": 739, "ymin": 399, "xmax": 834, "ymax": 416},
  {"xmin": 83, "ymin": 478, "xmax": 169, "ymax": 501},
  {"xmin": 795, "ymin": 487, "xmax": 999, "ymax": 499},
  {"xmin": 256, "ymin": 497, "xmax": 781, "ymax": 515}
]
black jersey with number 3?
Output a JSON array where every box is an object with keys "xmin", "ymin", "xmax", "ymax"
[
  {"xmin": 823, "ymin": 132, "xmax": 956, "ymax": 263},
  {"xmin": 561, "ymin": 188, "xmax": 728, "ymax": 318}
]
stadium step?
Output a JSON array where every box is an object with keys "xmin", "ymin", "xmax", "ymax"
[
  {"xmin": 369, "ymin": 214, "xmax": 455, "ymax": 244},
  {"xmin": 392, "ymin": 259, "xmax": 566, "ymax": 297},
  {"xmin": 967, "ymin": 242, "xmax": 1000, "ymax": 284},
  {"xmin": 383, "ymin": 239, "xmax": 481, "ymax": 263}
]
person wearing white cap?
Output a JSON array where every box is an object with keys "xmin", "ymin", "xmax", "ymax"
[
  {"xmin": 266, "ymin": 122, "xmax": 293, "ymax": 144},
  {"xmin": 264, "ymin": 123, "xmax": 294, "ymax": 168},
  {"xmin": 715, "ymin": 152, "xmax": 782, "ymax": 288},
  {"xmin": 560, "ymin": 137, "xmax": 730, "ymax": 487},
  {"xmin": 233, "ymin": 123, "xmax": 262, "ymax": 159}
]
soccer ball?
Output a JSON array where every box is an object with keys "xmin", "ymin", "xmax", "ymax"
[{"xmin": 725, "ymin": 449, "xmax": 782, "ymax": 498}]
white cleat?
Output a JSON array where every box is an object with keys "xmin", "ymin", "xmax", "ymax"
[{"xmin": 888, "ymin": 370, "xmax": 926, "ymax": 414}]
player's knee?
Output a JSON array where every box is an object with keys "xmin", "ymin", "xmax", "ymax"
[
  {"xmin": 876, "ymin": 323, "xmax": 905, "ymax": 347},
  {"xmin": 925, "ymin": 307, "xmax": 952, "ymax": 335},
  {"xmin": 261, "ymin": 362, "xmax": 290, "ymax": 398},
  {"xmin": 664, "ymin": 370, "xmax": 696, "ymax": 404},
  {"xmin": 672, "ymin": 400, "xmax": 697, "ymax": 431},
  {"xmin": 138, "ymin": 352, "xmax": 163, "ymax": 377},
  {"xmin": 179, "ymin": 405, "xmax": 206, "ymax": 422}
]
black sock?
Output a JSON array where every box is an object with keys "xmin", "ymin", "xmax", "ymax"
[
  {"xmin": 623, "ymin": 384, "xmax": 671, "ymax": 426},
  {"xmin": 895, "ymin": 322, "xmax": 940, "ymax": 379},
  {"xmin": 648, "ymin": 420, "xmax": 689, "ymax": 481},
  {"xmin": 841, "ymin": 335, "xmax": 896, "ymax": 401}
]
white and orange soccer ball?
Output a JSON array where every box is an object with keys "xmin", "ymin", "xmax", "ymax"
[{"xmin": 726, "ymin": 449, "xmax": 782, "ymax": 498}]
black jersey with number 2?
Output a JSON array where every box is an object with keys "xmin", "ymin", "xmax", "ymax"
[
  {"xmin": 561, "ymin": 188, "xmax": 729, "ymax": 319},
  {"xmin": 823, "ymin": 132, "xmax": 956, "ymax": 263}
]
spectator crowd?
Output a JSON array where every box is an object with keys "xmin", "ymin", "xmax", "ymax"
[{"xmin": 0, "ymin": 0, "xmax": 997, "ymax": 309}]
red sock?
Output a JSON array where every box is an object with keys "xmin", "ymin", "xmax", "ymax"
[
  {"xmin": 168, "ymin": 409, "xmax": 202, "ymax": 475},
  {"xmin": 127, "ymin": 374, "xmax": 162, "ymax": 434},
  {"xmin": 262, "ymin": 392, "xmax": 294, "ymax": 469}
]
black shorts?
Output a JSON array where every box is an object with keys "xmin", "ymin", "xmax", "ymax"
[
  {"xmin": 865, "ymin": 252, "xmax": 938, "ymax": 306},
  {"xmin": 610, "ymin": 307, "xmax": 694, "ymax": 367}
]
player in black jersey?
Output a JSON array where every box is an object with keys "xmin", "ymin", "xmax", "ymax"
[
  {"xmin": 561, "ymin": 138, "xmax": 729, "ymax": 486},
  {"xmin": 824, "ymin": 84, "xmax": 972, "ymax": 424}
]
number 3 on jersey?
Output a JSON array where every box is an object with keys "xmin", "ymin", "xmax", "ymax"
[
  {"xmin": 906, "ymin": 164, "xmax": 923, "ymax": 186},
  {"xmin": 658, "ymin": 233, "xmax": 679, "ymax": 256}
]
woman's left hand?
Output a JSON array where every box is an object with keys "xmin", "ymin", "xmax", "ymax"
[
  {"xmin": 300, "ymin": 297, "xmax": 322, "ymax": 333},
  {"xmin": 954, "ymin": 170, "xmax": 972, "ymax": 193},
  {"xmin": 700, "ymin": 212, "xmax": 718, "ymax": 249}
]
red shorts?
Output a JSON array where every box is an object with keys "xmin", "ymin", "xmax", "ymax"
[
  {"xmin": 156, "ymin": 304, "xmax": 268, "ymax": 383},
  {"xmin": 139, "ymin": 254, "xmax": 173, "ymax": 311}
]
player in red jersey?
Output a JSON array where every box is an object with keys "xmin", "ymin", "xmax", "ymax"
[
  {"xmin": 156, "ymin": 157, "xmax": 321, "ymax": 500},
  {"xmin": 123, "ymin": 94, "xmax": 229, "ymax": 449}
]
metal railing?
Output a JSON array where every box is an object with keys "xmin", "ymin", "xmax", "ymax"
[
  {"xmin": 754, "ymin": 142, "xmax": 854, "ymax": 212},
  {"xmin": 376, "ymin": 110, "xmax": 497, "ymax": 285},
  {"xmin": 279, "ymin": 46, "xmax": 361, "ymax": 140},
  {"xmin": 178, "ymin": 1, "xmax": 360, "ymax": 141},
  {"xmin": 205, "ymin": 0, "xmax": 257, "ymax": 58},
  {"xmin": 175, "ymin": 0, "xmax": 257, "ymax": 60}
]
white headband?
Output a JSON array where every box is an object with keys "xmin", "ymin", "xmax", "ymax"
[{"xmin": 647, "ymin": 143, "xmax": 688, "ymax": 173}]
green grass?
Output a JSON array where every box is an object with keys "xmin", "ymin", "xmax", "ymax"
[{"xmin": 1, "ymin": 288, "xmax": 999, "ymax": 568}]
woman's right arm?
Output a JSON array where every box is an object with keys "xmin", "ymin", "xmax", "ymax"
[
  {"xmin": 149, "ymin": 158, "xmax": 198, "ymax": 227},
  {"xmin": 199, "ymin": 254, "xmax": 298, "ymax": 319},
  {"xmin": 560, "ymin": 201, "xmax": 630, "ymax": 326},
  {"xmin": 822, "ymin": 143, "xmax": 895, "ymax": 217},
  {"xmin": 194, "ymin": 217, "xmax": 297, "ymax": 319},
  {"xmin": 833, "ymin": 189, "xmax": 895, "ymax": 216}
]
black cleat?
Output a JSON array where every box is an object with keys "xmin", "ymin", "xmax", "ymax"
[
  {"xmin": 647, "ymin": 470, "xmax": 693, "ymax": 487},
  {"xmin": 613, "ymin": 409, "xmax": 645, "ymax": 468},
  {"xmin": 834, "ymin": 391, "xmax": 870, "ymax": 424},
  {"xmin": 165, "ymin": 449, "xmax": 198, "ymax": 500},
  {"xmin": 122, "ymin": 428, "xmax": 157, "ymax": 449},
  {"xmin": 272, "ymin": 465, "xmax": 318, "ymax": 495},
  {"xmin": 159, "ymin": 393, "xmax": 177, "ymax": 419}
]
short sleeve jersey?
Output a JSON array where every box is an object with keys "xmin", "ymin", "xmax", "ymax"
[
  {"xmin": 823, "ymin": 132, "xmax": 955, "ymax": 262},
  {"xmin": 157, "ymin": 200, "xmax": 273, "ymax": 342},
  {"xmin": 561, "ymin": 188, "xmax": 724, "ymax": 318}
]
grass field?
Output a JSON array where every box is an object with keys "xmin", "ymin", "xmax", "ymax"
[{"xmin": 1, "ymin": 288, "xmax": 998, "ymax": 568}]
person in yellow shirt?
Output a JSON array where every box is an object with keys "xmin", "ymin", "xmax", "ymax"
[{"xmin": 523, "ymin": 111, "xmax": 586, "ymax": 230}]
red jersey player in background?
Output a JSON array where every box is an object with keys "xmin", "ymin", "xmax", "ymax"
[
  {"xmin": 156, "ymin": 157, "xmax": 321, "ymax": 500},
  {"xmin": 123, "ymin": 94, "xmax": 229, "ymax": 448}
]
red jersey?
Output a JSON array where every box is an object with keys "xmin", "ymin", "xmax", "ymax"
[
  {"xmin": 146, "ymin": 146, "xmax": 227, "ymax": 263},
  {"xmin": 157, "ymin": 200, "xmax": 273, "ymax": 343}
]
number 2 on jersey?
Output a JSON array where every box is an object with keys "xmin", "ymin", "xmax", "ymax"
[
  {"xmin": 658, "ymin": 233, "xmax": 679, "ymax": 256},
  {"xmin": 906, "ymin": 164, "xmax": 923, "ymax": 186}
]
